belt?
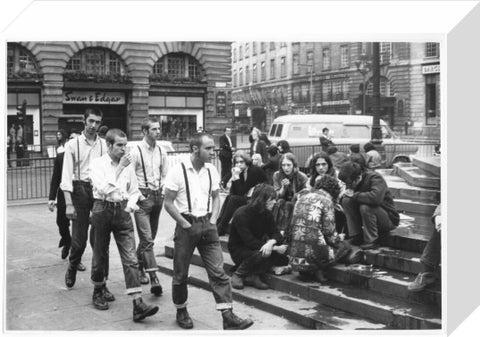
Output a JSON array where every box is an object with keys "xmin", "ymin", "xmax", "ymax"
[
  {"xmin": 73, "ymin": 180, "xmax": 91, "ymax": 186},
  {"xmin": 95, "ymin": 199, "xmax": 128, "ymax": 207},
  {"xmin": 181, "ymin": 213, "xmax": 211, "ymax": 223},
  {"xmin": 139, "ymin": 187, "xmax": 161, "ymax": 195}
]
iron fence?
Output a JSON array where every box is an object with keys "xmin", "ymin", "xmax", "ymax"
[{"xmin": 6, "ymin": 143, "xmax": 439, "ymax": 201}]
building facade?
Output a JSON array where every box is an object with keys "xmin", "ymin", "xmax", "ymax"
[
  {"xmin": 7, "ymin": 41, "xmax": 232, "ymax": 154},
  {"xmin": 231, "ymin": 42, "xmax": 440, "ymax": 138}
]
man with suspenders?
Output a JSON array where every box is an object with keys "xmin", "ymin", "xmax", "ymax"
[
  {"xmin": 164, "ymin": 132, "xmax": 254, "ymax": 330},
  {"xmin": 61, "ymin": 108, "xmax": 113, "ymax": 301},
  {"xmin": 130, "ymin": 117, "xmax": 167, "ymax": 296}
]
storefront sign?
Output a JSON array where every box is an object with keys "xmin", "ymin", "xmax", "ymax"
[
  {"xmin": 216, "ymin": 91, "xmax": 226, "ymax": 114},
  {"xmin": 63, "ymin": 91, "xmax": 125, "ymax": 105},
  {"xmin": 322, "ymin": 100, "xmax": 350, "ymax": 106},
  {"xmin": 422, "ymin": 64, "xmax": 440, "ymax": 74}
]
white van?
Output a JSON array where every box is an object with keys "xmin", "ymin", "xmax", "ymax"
[{"xmin": 268, "ymin": 114, "xmax": 418, "ymax": 168}]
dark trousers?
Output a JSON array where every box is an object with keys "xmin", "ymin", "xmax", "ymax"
[
  {"xmin": 134, "ymin": 189, "xmax": 163, "ymax": 272},
  {"xmin": 69, "ymin": 181, "xmax": 109, "ymax": 277},
  {"xmin": 173, "ymin": 215, "xmax": 233, "ymax": 310},
  {"xmin": 342, "ymin": 196, "xmax": 396, "ymax": 243},
  {"xmin": 56, "ymin": 193, "xmax": 71, "ymax": 248},
  {"xmin": 421, "ymin": 228, "xmax": 441, "ymax": 270},
  {"xmin": 220, "ymin": 156, "xmax": 232, "ymax": 184},
  {"xmin": 217, "ymin": 195, "xmax": 248, "ymax": 234},
  {"xmin": 235, "ymin": 251, "xmax": 288, "ymax": 277},
  {"xmin": 91, "ymin": 200, "xmax": 142, "ymax": 294}
]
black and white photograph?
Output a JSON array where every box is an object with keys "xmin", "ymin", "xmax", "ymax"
[{"xmin": 2, "ymin": 1, "xmax": 478, "ymax": 335}]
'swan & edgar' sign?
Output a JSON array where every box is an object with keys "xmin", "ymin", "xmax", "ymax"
[{"xmin": 63, "ymin": 91, "xmax": 125, "ymax": 105}]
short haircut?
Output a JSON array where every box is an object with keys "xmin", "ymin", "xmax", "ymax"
[
  {"xmin": 249, "ymin": 183, "xmax": 277, "ymax": 213},
  {"xmin": 364, "ymin": 142, "xmax": 375, "ymax": 152},
  {"xmin": 350, "ymin": 144, "xmax": 361, "ymax": 154},
  {"xmin": 189, "ymin": 132, "xmax": 213, "ymax": 152},
  {"xmin": 105, "ymin": 128, "xmax": 127, "ymax": 145},
  {"xmin": 322, "ymin": 127, "xmax": 329, "ymax": 133},
  {"xmin": 84, "ymin": 107, "xmax": 103, "ymax": 120},
  {"xmin": 141, "ymin": 116, "xmax": 159, "ymax": 132},
  {"xmin": 314, "ymin": 175, "xmax": 341, "ymax": 200},
  {"xmin": 233, "ymin": 150, "xmax": 252, "ymax": 166},
  {"xmin": 225, "ymin": 127, "xmax": 231, "ymax": 132},
  {"xmin": 338, "ymin": 162, "xmax": 363, "ymax": 186}
]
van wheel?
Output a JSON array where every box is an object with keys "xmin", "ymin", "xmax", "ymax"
[{"xmin": 392, "ymin": 157, "xmax": 410, "ymax": 164}]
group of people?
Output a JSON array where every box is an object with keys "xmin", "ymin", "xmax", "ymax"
[{"xmin": 47, "ymin": 108, "xmax": 253, "ymax": 329}]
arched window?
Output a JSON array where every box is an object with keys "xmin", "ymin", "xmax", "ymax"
[
  {"xmin": 366, "ymin": 77, "xmax": 394, "ymax": 97},
  {"xmin": 7, "ymin": 43, "xmax": 41, "ymax": 79},
  {"xmin": 66, "ymin": 48, "xmax": 126, "ymax": 75},
  {"xmin": 152, "ymin": 53, "xmax": 205, "ymax": 83}
]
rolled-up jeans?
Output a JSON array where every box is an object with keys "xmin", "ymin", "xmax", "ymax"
[
  {"xmin": 421, "ymin": 227, "xmax": 441, "ymax": 270},
  {"xmin": 134, "ymin": 188, "xmax": 163, "ymax": 272},
  {"xmin": 172, "ymin": 214, "xmax": 233, "ymax": 310},
  {"xmin": 91, "ymin": 200, "xmax": 142, "ymax": 294}
]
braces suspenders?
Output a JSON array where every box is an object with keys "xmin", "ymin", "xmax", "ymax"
[
  {"xmin": 137, "ymin": 144, "xmax": 163, "ymax": 189},
  {"xmin": 76, "ymin": 137, "xmax": 103, "ymax": 180},
  {"xmin": 181, "ymin": 162, "xmax": 212, "ymax": 214}
]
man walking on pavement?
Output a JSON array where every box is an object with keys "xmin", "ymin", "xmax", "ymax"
[
  {"xmin": 219, "ymin": 127, "xmax": 234, "ymax": 186},
  {"xmin": 89, "ymin": 128, "xmax": 159, "ymax": 321},
  {"xmin": 130, "ymin": 117, "xmax": 167, "ymax": 296},
  {"xmin": 164, "ymin": 132, "xmax": 254, "ymax": 330},
  {"xmin": 61, "ymin": 108, "xmax": 112, "ymax": 301}
]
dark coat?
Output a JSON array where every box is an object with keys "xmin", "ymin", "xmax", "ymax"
[
  {"xmin": 319, "ymin": 135, "xmax": 334, "ymax": 152},
  {"xmin": 250, "ymin": 140, "xmax": 268, "ymax": 163},
  {"xmin": 352, "ymin": 171, "xmax": 400, "ymax": 226},
  {"xmin": 228, "ymin": 205, "xmax": 284, "ymax": 265},
  {"xmin": 262, "ymin": 154, "xmax": 281, "ymax": 185},
  {"xmin": 229, "ymin": 165, "xmax": 267, "ymax": 197},
  {"xmin": 48, "ymin": 152, "xmax": 66, "ymax": 207},
  {"xmin": 219, "ymin": 134, "xmax": 233, "ymax": 160}
]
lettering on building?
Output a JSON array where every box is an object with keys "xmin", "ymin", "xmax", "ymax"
[{"xmin": 63, "ymin": 91, "xmax": 125, "ymax": 105}]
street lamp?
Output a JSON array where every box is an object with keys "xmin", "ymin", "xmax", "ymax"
[
  {"xmin": 298, "ymin": 64, "xmax": 313, "ymax": 114},
  {"xmin": 355, "ymin": 51, "xmax": 372, "ymax": 115}
]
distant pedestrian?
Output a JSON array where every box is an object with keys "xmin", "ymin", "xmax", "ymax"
[
  {"xmin": 89, "ymin": 129, "xmax": 159, "ymax": 321},
  {"xmin": 163, "ymin": 132, "xmax": 254, "ymax": 330},
  {"xmin": 56, "ymin": 129, "xmax": 68, "ymax": 154},
  {"xmin": 364, "ymin": 142, "xmax": 382, "ymax": 170},
  {"xmin": 130, "ymin": 117, "xmax": 168, "ymax": 295},
  {"xmin": 98, "ymin": 125, "xmax": 109, "ymax": 139},
  {"xmin": 219, "ymin": 127, "xmax": 234, "ymax": 186},
  {"xmin": 61, "ymin": 108, "xmax": 109, "ymax": 289},
  {"xmin": 319, "ymin": 127, "xmax": 334, "ymax": 152},
  {"xmin": 250, "ymin": 127, "xmax": 268, "ymax": 163}
]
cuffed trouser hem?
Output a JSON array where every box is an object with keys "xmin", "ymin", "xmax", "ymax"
[
  {"xmin": 215, "ymin": 303, "xmax": 233, "ymax": 311},
  {"xmin": 91, "ymin": 279, "xmax": 106, "ymax": 287},
  {"xmin": 145, "ymin": 267, "xmax": 158, "ymax": 272},
  {"xmin": 174, "ymin": 302, "xmax": 188, "ymax": 309},
  {"xmin": 125, "ymin": 287, "xmax": 143, "ymax": 295}
]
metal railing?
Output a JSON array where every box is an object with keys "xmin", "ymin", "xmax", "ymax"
[{"xmin": 6, "ymin": 143, "xmax": 439, "ymax": 201}]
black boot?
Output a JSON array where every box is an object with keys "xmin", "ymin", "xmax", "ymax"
[
  {"xmin": 102, "ymin": 284, "xmax": 115, "ymax": 302},
  {"xmin": 176, "ymin": 308, "xmax": 193, "ymax": 329},
  {"xmin": 222, "ymin": 309, "xmax": 254, "ymax": 330},
  {"xmin": 133, "ymin": 297, "xmax": 159, "ymax": 322},
  {"xmin": 92, "ymin": 287, "xmax": 108, "ymax": 310},
  {"xmin": 149, "ymin": 272, "xmax": 163, "ymax": 296},
  {"xmin": 61, "ymin": 245, "xmax": 70, "ymax": 260},
  {"xmin": 65, "ymin": 264, "xmax": 77, "ymax": 288}
]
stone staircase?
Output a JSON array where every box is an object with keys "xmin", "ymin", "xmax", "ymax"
[{"xmin": 159, "ymin": 155, "xmax": 442, "ymax": 330}]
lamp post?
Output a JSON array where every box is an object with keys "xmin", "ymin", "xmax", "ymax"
[
  {"xmin": 298, "ymin": 64, "xmax": 313, "ymax": 114},
  {"xmin": 355, "ymin": 51, "xmax": 372, "ymax": 115}
]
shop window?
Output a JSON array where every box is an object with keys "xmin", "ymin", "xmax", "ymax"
[
  {"xmin": 152, "ymin": 53, "xmax": 205, "ymax": 82},
  {"xmin": 7, "ymin": 43, "xmax": 41, "ymax": 79},
  {"xmin": 157, "ymin": 115, "xmax": 197, "ymax": 141}
]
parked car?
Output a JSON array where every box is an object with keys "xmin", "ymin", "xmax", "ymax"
[{"xmin": 268, "ymin": 114, "xmax": 418, "ymax": 168}]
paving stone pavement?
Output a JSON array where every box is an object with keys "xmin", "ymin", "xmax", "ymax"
[{"xmin": 4, "ymin": 202, "xmax": 303, "ymax": 332}]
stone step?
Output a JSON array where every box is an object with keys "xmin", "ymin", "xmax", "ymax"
[
  {"xmin": 163, "ymin": 245, "xmax": 441, "ymax": 329},
  {"xmin": 216, "ymin": 238, "xmax": 439, "ymax": 307},
  {"xmin": 156, "ymin": 256, "xmax": 387, "ymax": 330},
  {"xmin": 411, "ymin": 156, "xmax": 441, "ymax": 177},
  {"xmin": 394, "ymin": 199, "xmax": 438, "ymax": 217},
  {"xmin": 379, "ymin": 223, "xmax": 430, "ymax": 254},
  {"xmin": 378, "ymin": 169, "xmax": 440, "ymax": 204},
  {"xmin": 393, "ymin": 163, "xmax": 441, "ymax": 190}
]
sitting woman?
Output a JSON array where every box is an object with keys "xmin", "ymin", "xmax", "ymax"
[
  {"xmin": 273, "ymin": 153, "xmax": 309, "ymax": 202},
  {"xmin": 289, "ymin": 175, "xmax": 344, "ymax": 283},
  {"xmin": 252, "ymin": 153, "xmax": 264, "ymax": 167},
  {"xmin": 276, "ymin": 140, "xmax": 291, "ymax": 155},
  {"xmin": 216, "ymin": 150, "xmax": 267, "ymax": 235},
  {"xmin": 229, "ymin": 184, "xmax": 289, "ymax": 290}
]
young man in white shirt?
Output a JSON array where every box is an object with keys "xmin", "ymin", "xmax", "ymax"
[
  {"xmin": 164, "ymin": 132, "xmax": 253, "ymax": 330},
  {"xmin": 130, "ymin": 117, "xmax": 168, "ymax": 295},
  {"xmin": 61, "ymin": 108, "xmax": 112, "ymax": 300},
  {"xmin": 89, "ymin": 128, "xmax": 158, "ymax": 322}
]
